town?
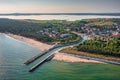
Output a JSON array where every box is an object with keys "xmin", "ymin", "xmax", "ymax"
[{"xmin": 34, "ymin": 18, "xmax": 120, "ymax": 40}]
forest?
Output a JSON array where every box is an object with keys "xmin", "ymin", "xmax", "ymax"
[
  {"xmin": 0, "ymin": 18, "xmax": 83, "ymax": 44},
  {"xmin": 0, "ymin": 18, "xmax": 120, "ymax": 57},
  {"xmin": 76, "ymin": 36, "xmax": 120, "ymax": 57}
]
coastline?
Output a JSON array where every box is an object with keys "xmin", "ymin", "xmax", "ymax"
[
  {"xmin": 2, "ymin": 33, "xmax": 105, "ymax": 64},
  {"xmin": 5, "ymin": 33, "xmax": 54, "ymax": 51}
]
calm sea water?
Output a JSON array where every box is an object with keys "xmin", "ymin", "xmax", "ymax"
[
  {"xmin": 0, "ymin": 34, "xmax": 120, "ymax": 80},
  {"xmin": 0, "ymin": 15, "xmax": 120, "ymax": 21}
]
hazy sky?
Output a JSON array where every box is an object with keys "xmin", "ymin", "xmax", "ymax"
[{"xmin": 0, "ymin": 0, "xmax": 120, "ymax": 13}]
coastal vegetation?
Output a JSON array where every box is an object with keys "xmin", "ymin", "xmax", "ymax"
[
  {"xmin": 76, "ymin": 37, "xmax": 120, "ymax": 57},
  {"xmin": 60, "ymin": 18, "xmax": 120, "ymax": 60},
  {"xmin": 61, "ymin": 36, "xmax": 120, "ymax": 61},
  {"xmin": 0, "ymin": 18, "xmax": 120, "ymax": 59},
  {"xmin": 0, "ymin": 19, "xmax": 83, "ymax": 44}
]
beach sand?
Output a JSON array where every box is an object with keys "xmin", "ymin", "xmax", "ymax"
[
  {"xmin": 53, "ymin": 52, "xmax": 105, "ymax": 63},
  {"xmin": 6, "ymin": 33, "xmax": 54, "ymax": 51},
  {"xmin": 5, "ymin": 33, "xmax": 105, "ymax": 64}
]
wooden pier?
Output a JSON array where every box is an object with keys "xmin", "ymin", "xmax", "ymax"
[{"xmin": 29, "ymin": 54, "xmax": 54, "ymax": 72}]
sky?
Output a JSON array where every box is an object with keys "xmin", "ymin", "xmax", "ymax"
[{"xmin": 0, "ymin": 0, "xmax": 120, "ymax": 13}]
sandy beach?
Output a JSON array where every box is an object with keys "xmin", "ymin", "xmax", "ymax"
[
  {"xmin": 53, "ymin": 52, "xmax": 105, "ymax": 63},
  {"xmin": 4, "ymin": 33, "xmax": 105, "ymax": 64},
  {"xmin": 6, "ymin": 33, "xmax": 54, "ymax": 51}
]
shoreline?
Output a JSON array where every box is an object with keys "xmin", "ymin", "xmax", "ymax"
[
  {"xmin": 5, "ymin": 33, "xmax": 54, "ymax": 51},
  {"xmin": 2, "ymin": 33, "xmax": 105, "ymax": 64}
]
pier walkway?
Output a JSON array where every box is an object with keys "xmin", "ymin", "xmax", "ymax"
[
  {"xmin": 24, "ymin": 51, "xmax": 47, "ymax": 65},
  {"xmin": 29, "ymin": 53, "xmax": 54, "ymax": 72},
  {"xmin": 24, "ymin": 36, "xmax": 87, "ymax": 72},
  {"xmin": 24, "ymin": 35, "xmax": 120, "ymax": 72}
]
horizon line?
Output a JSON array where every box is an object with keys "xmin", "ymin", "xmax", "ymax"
[{"xmin": 0, "ymin": 12, "xmax": 120, "ymax": 16}]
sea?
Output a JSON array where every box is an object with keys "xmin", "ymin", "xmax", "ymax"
[
  {"xmin": 0, "ymin": 15, "xmax": 120, "ymax": 80},
  {"xmin": 0, "ymin": 15, "xmax": 120, "ymax": 21}
]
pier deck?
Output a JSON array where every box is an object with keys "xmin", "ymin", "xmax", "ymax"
[
  {"xmin": 24, "ymin": 50, "xmax": 47, "ymax": 65},
  {"xmin": 24, "ymin": 45, "xmax": 60, "ymax": 65},
  {"xmin": 29, "ymin": 54, "xmax": 54, "ymax": 72}
]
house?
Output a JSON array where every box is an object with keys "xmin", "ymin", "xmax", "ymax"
[{"xmin": 60, "ymin": 34, "xmax": 70, "ymax": 38}]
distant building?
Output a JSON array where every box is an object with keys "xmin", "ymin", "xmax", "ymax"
[
  {"xmin": 112, "ymin": 32, "xmax": 120, "ymax": 37},
  {"xmin": 60, "ymin": 34, "xmax": 70, "ymax": 38}
]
